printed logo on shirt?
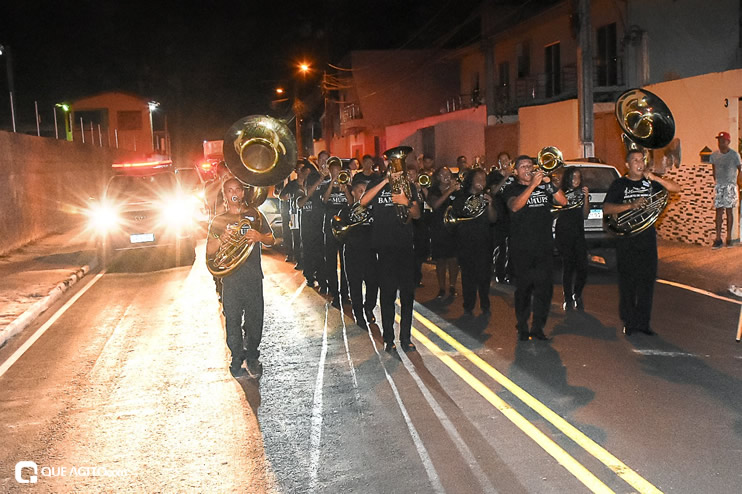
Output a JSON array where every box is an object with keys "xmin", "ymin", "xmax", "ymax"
[
  {"xmin": 622, "ymin": 180, "xmax": 652, "ymax": 202},
  {"xmin": 526, "ymin": 189, "xmax": 550, "ymax": 208},
  {"xmin": 378, "ymin": 188, "xmax": 394, "ymax": 206}
]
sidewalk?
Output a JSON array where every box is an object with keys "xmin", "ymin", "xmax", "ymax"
[
  {"xmin": 0, "ymin": 227, "xmax": 740, "ymax": 349},
  {"xmin": 0, "ymin": 226, "xmax": 97, "ymax": 347}
]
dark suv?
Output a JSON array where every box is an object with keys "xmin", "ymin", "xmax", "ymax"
[
  {"xmin": 89, "ymin": 162, "xmax": 199, "ymax": 265},
  {"xmin": 556, "ymin": 161, "xmax": 622, "ymax": 269}
]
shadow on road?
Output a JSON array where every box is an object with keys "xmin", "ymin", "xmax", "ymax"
[{"xmin": 550, "ymin": 310, "xmax": 619, "ymax": 341}]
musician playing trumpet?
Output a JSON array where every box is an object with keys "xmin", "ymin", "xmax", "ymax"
[
  {"xmin": 503, "ymin": 155, "xmax": 567, "ymax": 341},
  {"xmin": 603, "ymin": 149, "xmax": 680, "ymax": 336},
  {"xmin": 206, "ymin": 178, "xmax": 274, "ymax": 378}
]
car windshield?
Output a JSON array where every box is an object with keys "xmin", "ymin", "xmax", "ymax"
[
  {"xmin": 566, "ymin": 167, "xmax": 618, "ymax": 193},
  {"xmin": 175, "ymin": 169, "xmax": 201, "ymax": 190},
  {"xmin": 106, "ymin": 173, "xmax": 178, "ymax": 202}
]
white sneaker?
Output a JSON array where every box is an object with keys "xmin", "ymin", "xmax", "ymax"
[{"xmin": 729, "ymin": 284, "xmax": 742, "ymax": 298}]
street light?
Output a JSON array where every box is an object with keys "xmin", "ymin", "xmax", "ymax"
[
  {"xmin": 148, "ymin": 101, "xmax": 160, "ymax": 152},
  {"xmin": 55, "ymin": 103, "xmax": 71, "ymax": 141},
  {"xmin": 294, "ymin": 62, "xmax": 312, "ymax": 158},
  {"xmin": 0, "ymin": 44, "xmax": 16, "ymax": 133}
]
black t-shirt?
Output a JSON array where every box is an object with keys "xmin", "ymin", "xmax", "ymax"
[
  {"xmin": 554, "ymin": 188, "xmax": 586, "ymax": 236},
  {"xmin": 320, "ymin": 181, "xmax": 351, "ymax": 223},
  {"xmin": 208, "ymin": 208, "xmax": 272, "ymax": 279},
  {"xmin": 352, "ymin": 171, "xmax": 381, "ymax": 186},
  {"xmin": 501, "ymin": 181, "xmax": 557, "ymax": 254},
  {"xmin": 604, "ymin": 176, "xmax": 664, "ymax": 248},
  {"xmin": 300, "ymin": 184, "xmax": 325, "ymax": 228},
  {"xmin": 367, "ymin": 176, "xmax": 415, "ymax": 250},
  {"xmin": 338, "ymin": 202, "xmax": 373, "ymax": 246},
  {"xmin": 427, "ymin": 185, "xmax": 457, "ymax": 231},
  {"xmin": 282, "ymin": 179, "xmax": 302, "ymax": 214},
  {"xmin": 452, "ymin": 194, "xmax": 492, "ymax": 251},
  {"xmin": 491, "ymin": 175, "xmax": 514, "ymax": 231}
]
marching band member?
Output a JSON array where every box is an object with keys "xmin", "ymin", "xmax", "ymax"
[
  {"xmin": 453, "ymin": 169, "xmax": 497, "ymax": 315},
  {"xmin": 360, "ymin": 169, "xmax": 422, "ymax": 352},
  {"xmin": 427, "ymin": 167, "xmax": 460, "ymax": 298},
  {"xmin": 352, "ymin": 154, "xmax": 381, "ymax": 186},
  {"xmin": 502, "ymin": 155, "xmax": 567, "ymax": 341},
  {"xmin": 554, "ymin": 167, "xmax": 590, "ymax": 311},
  {"xmin": 321, "ymin": 158, "xmax": 353, "ymax": 308},
  {"xmin": 297, "ymin": 166, "xmax": 326, "ymax": 290},
  {"xmin": 407, "ymin": 166, "xmax": 431, "ymax": 287},
  {"xmin": 489, "ymin": 152, "xmax": 514, "ymax": 284},
  {"xmin": 206, "ymin": 178, "xmax": 274, "ymax": 378},
  {"xmin": 603, "ymin": 149, "xmax": 680, "ymax": 336},
  {"xmin": 339, "ymin": 181, "xmax": 379, "ymax": 329}
]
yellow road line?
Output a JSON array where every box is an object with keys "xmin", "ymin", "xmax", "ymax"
[
  {"xmin": 411, "ymin": 309, "xmax": 663, "ymax": 494},
  {"xmin": 411, "ymin": 328, "xmax": 614, "ymax": 494}
]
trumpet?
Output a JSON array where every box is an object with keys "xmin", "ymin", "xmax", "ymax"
[
  {"xmin": 337, "ymin": 170, "xmax": 351, "ymax": 185},
  {"xmin": 417, "ymin": 171, "xmax": 432, "ymax": 188},
  {"xmin": 536, "ymin": 146, "xmax": 564, "ymax": 176}
]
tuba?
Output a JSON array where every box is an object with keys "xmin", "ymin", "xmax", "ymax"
[
  {"xmin": 383, "ymin": 146, "xmax": 414, "ymax": 223},
  {"xmin": 605, "ymin": 88, "xmax": 675, "ymax": 236},
  {"xmin": 207, "ymin": 115, "xmax": 296, "ymax": 277},
  {"xmin": 443, "ymin": 194, "xmax": 488, "ymax": 227}
]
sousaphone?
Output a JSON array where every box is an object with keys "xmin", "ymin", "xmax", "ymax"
[{"xmin": 207, "ymin": 115, "xmax": 297, "ymax": 277}]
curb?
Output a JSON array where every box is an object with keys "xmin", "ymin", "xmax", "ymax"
[{"xmin": 0, "ymin": 259, "xmax": 98, "ymax": 349}]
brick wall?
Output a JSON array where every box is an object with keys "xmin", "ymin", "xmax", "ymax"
[{"xmin": 656, "ymin": 163, "xmax": 722, "ymax": 245}]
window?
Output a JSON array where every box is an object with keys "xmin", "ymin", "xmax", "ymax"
[
  {"xmin": 499, "ymin": 62, "xmax": 510, "ymax": 87},
  {"xmin": 545, "ymin": 42, "xmax": 561, "ymax": 97},
  {"xmin": 117, "ymin": 111, "xmax": 142, "ymax": 131},
  {"xmin": 596, "ymin": 22, "xmax": 618, "ymax": 86},
  {"xmin": 516, "ymin": 41, "xmax": 530, "ymax": 78}
]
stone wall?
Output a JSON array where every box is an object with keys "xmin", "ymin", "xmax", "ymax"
[
  {"xmin": 656, "ymin": 163, "xmax": 726, "ymax": 246},
  {"xmin": 0, "ymin": 131, "xmax": 131, "ymax": 255}
]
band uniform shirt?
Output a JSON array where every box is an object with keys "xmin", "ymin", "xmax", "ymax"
[
  {"xmin": 283, "ymin": 179, "xmax": 302, "ymax": 229},
  {"xmin": 490, "ymin": 174, "xmax": 514, "ymax": 233},
  {"xmin": 451, "ymin": 194, "xmax": 492, "ymax": 249},
  {"xmin": 337, "ymin": 202, "xmax": 373, "ymax": 246},
  {"xmin": 352, "ymin": 171, "xmax": 381, "ymax": 186},
  {"xmin": 300, "ymin": 182, "xmax": 325, "ymax": 229},
  {"xmin": 367, "ymin": 176, "xmax": 416, "ymax": 251},
  {"xmin": 554, "ymin": 188, "xmax": 586, "ymax": 237},
  {"xmin": 208, "ymin": 208, "xmax": 272, "ymax": 279},
  {"xmin": 710, "ymin": 149, "xmax": 741, "ymax": 185},
  {"xmin": 604, "ymin": 176, "xmax": 664, "ymax": 249},
  {"xmin": 501, "ymin": 181, "xmax": 557, "ymax": 255},
  {"xmin": 319, "ymin": 181, "xmax": 351, "ymax": 234}
]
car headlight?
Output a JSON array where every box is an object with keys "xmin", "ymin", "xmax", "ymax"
[
  {"xmin": 87, "ymin": 203, "xmax": 121, "ymax": 231},
  {"xmin": 161, "ymin": 196, "xmax": 195, "ymax": 228}
]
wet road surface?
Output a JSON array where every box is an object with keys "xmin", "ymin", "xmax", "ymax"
[{"xmin": 1, "ymin": 245, "xmax": 741, "ymax": 493}]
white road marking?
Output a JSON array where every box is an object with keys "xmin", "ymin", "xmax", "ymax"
[
  {"xmin": 289, "ymin": 283, "xmax": 305, "ymax": 303},
  {"xmin": 0, "ymin": 271, "xmax": 106, "ymax": 379},
  {"xmin": 397, "ymin": 332, "xmax": 498, "ymax": 494},
  {"xmin": 363, "ymin": 312, "xmax": 445, "ymax": 494},
  {"xmin": 657, "ymin": 279, "xmax": 742, "ymax": 305},
  {"xmin": 631, "ymin": 349, "xmax": 698, "ymax": 357},
  {"xmin": 339, "ymin": 308, "xmax": 362, "ymax": 405},
  {"xmin": 308, "ymin": 304, "xmax": 329, "ymax": 487}
]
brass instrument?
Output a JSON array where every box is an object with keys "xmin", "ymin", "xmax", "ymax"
[
  {"xmin": 551, "ymin": 187, "xmax": 586, "ymax": 213},
  {"xmin": 337, "ymin": 170, "xmax": 351, "ymax": 185},
  {"xmin": 331, "ymin": 203, "xmax": 372, "ymax": 242},
  {"xmin": 605, "ymin": 88, "xmax": 676, "ymax": 236},
  {"xmin": 417, "ymin": 171, "xmax": 432, "ymax": 188},
  {"xmin": 207, "ymin": 115, "xmax": 296, "ymax": 277},
  {"xmin": 443, "ymin": 194, "xmax": 488, "ymax": 227},
  {"xmin": 383, "ymin": 146, "xmax": 414, "ymax": 223},
  {"xmin": 536, "ymin": 146, "xmax": 565, "ymax": 176}
]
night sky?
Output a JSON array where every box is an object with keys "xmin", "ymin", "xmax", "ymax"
[{"xmin": 1, "ymin": 0, "xmax": 539, "ymax": 162}]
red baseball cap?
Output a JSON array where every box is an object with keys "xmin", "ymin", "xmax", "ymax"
[{"xmin": 716, "ymin": 131, "xmax": 731, "ymax": 141}]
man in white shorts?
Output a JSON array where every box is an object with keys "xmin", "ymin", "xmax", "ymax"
[{"xmin": 710, "ymin": 131, "xmax": 741, "ymax": 249}]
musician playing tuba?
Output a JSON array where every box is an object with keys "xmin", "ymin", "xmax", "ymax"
[
  {"xmin": 206, "ymin": 178, "xmax": 275, "ymax": 377},
  {"xmin": 603, "ymin": 149, "xmax": 680, "ymax": 336}
]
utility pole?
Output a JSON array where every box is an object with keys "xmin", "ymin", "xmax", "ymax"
[
  {"xmin": 576, "ymin": 0, "xmax": 594, "ymax": 157},
  {"xmin": 482, "ymin": 7, "xmax": 497, "ymax": 127}
]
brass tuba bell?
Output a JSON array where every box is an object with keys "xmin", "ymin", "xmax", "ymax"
[{"xmin": 207, "ymin": 115, "xmax": 296, "ymax": 277}]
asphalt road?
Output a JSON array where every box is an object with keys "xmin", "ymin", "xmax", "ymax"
[{"xmin": 1, "ymin": 245, "xmax": 741, "ymax": 493}]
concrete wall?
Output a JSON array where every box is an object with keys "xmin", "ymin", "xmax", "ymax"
[
  {"xmin": 519, "ymin": 99, "xmax": 581, "ymax": 158},
  {"xmin": 485, "ymin": 120, "xmax": 519, "ymax": 162},
  {"xmin": 385, "ymin": 106, "xmax": 486, "ymax": 167},
  {"xmin": 0, "ymin": 131, "xmax": 130, "ymax": 255}
]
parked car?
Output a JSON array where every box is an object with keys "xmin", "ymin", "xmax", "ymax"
[
  {"xmin": 553, "ymin": 161, "xmax": 622, "ymax": 269},
  {"xmin": 258, "ymin": 195, "xmax": 283, "ymax": 244}
]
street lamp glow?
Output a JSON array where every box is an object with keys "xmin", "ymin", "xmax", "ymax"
[
  {"xmin": 148, "ymin": 101, "xmax": 160, "ymax": 112},
  {"xmin": 299, "ymin": 62, "xmax": 310, "ymax": 74},
  {"xmin": 276, "ymin": 87, "xmax": 284, "ymax": 95},
  {"xmin": 55, "ymin": 103, "xmax": 69, "ymax": 112}
]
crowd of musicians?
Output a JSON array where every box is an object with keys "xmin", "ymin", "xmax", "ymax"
[{"xmin": 264, "ymin": 149, "xmax": 679, "ymax": 349}]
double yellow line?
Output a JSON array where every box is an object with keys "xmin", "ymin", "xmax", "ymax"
[{"xmin": 409, "ymin": 308, "xmax": 663, "ymax": 494}]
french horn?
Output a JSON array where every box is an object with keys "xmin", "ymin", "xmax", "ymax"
[
  {"xmin": 443, "ymin": 194, "xmax": 488, "ymax": 227},
  {"xmin": 207, "ymin": 115, "xmax": 296, "ymax": 277}
]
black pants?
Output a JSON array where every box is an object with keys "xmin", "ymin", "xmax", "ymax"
[
  {"xmin": 290, "ymin": 228, "xmax": 302, "ymax": 265},
  {"xmin": 458, "ymin": 251, "xmax": 492, "ymax": 312},
  {"xmin": 343, "ymin": 243, "xmax": 379, "ymax": 323},
  {"xmin": 301, "ymin": 222, "xmax": 323, "ymax": 284},
  {"xmin": 280, "ymin": 204, "xmax": 292, "ymax": 258},
  {"xmin": 512, "ymin": 250, "xmax": 553, "ymax": 335},
  {"xmin": 556, "ymin": 230, "xmax": 588, "ymax": 300},
  {"xmin": 377, "ymin": 246, "xmax": 415, "ymax": 343},
  {"xmin": 222, "ymin": 273, "xmax": 263, "ymax": 366},
  {"xmin": 616, "ymin": 237, "xmax": 657, "ymax": 331},
  {"xmin": 324, "ymin": 226, "xmax": 349, "ymax": 299},
  {"xmin": 493, "ymin": 228, "xmax": 512, "ymax": 280}
]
